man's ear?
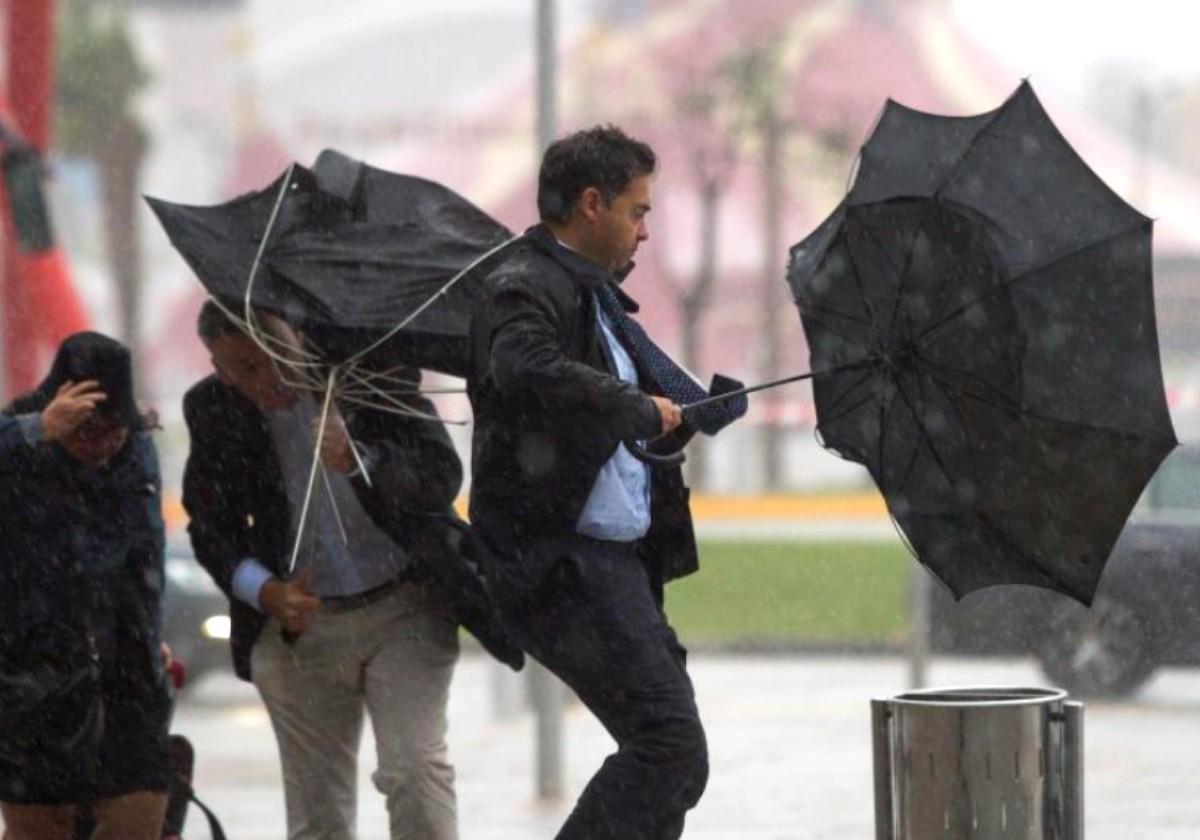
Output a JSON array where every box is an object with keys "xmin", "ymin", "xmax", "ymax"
[
  {"xmin": 578, "ymin": 186, "xmax": 605, "ymax": 222},
  {"xmin": 211, "ymin": 355, "xmax": 233, "ymax": 386}
]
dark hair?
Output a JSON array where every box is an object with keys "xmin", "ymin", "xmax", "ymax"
[
  {"xmin": 196, "ymin": 299, "xmax": 244, "ymax": 345},
  {"xmin": 537, "ymin": 125, "xmax": 656, "ymax": 224},
  {"xmin": 7, "ymin": 331, "xmax": 146, "ymax": 430}
]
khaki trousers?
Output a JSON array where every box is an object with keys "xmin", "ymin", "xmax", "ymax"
[{"xmin": 251, "ymin": 583, "xmax": 459, "ymax": 840}]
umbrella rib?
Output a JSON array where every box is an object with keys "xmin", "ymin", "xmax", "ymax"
[
  {"xmin": 926, "ymin": 373, "xmax": 1024, "ymax": 429},
  {"xmin": 799, "ymin": 310, "xmax": 873, "ymax": 353},
  {"xmin": 335, "ymin": 384, "xmax": 465, "ymax": 398},
  {"xmin": 925, "ymin": 372, "xmax": 1158, "ymax": 600},
  {"xmin": 930, "ymin": 89, "xmax": 1016, "ymax": 196},
  {"xmin": 921, "ymin": 352, "xmax": 1020, "ymax": 413},
  {"xmin": 815, "ymin": 367, "xmax": 878, "ymax": 420},
  {"xmin": 856, "ymin": 214, "xmax": 910, "ymax": 290},
  {"xmin": 276, "ymin": 354, "xmax": 328, "ymax": 395},
  {"xmin": 971, "ymin": 506, "xmax": 1085, "ymax": 599},
  {"xmin": 914, "ymin": 221, "xmax": 1149, "ymax": 346},
  {"xmin": 933, "ymin": 371, "xmax": 1173, "ymax": 446},
  {"xmin": 905, "ymin": 365, "xmax": 943, "ymax": 488},
  {"xmin": 889, "ymin": 371, "xmax": 960, "ymax": 499},
  {"xmin": 1006, "ymin": 221, "xmax": 1151, "ymax": 281},
  {"xmin": 340, "ymin": 234, "xmax": 521, "ymax": 367},
  {"xmin": 341, "ymin": 364, "xmax": 465, "ymax": 395},
  {"xmin": 883, "ymin": 210, "xmax": 927, "ymax": 343},
  {"xmin": 816, "ymin": 389, "xmax": 879, "ymax": 431},
  {"xmin": 205, "ymin": 294, "xmax": 326, "ymax": 369},
  {"xmin": 339, "ymin": 365, "xmax": 467, "ymax": 424},
  {"xmin": 279, "ymin": 373, "xmax": 327, "ymax": 394},
  {"xmin": 891, "ymin": 390, "xmax": 927, "ymax": 499},
  {"xmin": 341, "ymin": 377, "xmax": 435, "ymax": 418},
  {"xmin": 240, "ymin": 164, "xmax": 330, "ymax": 373},
  {"xmin": 796, "ymin": 300, "xmax": 872, "ymax": 328},
  {"xmin": 321, "ymin": 468, "xmax": 351, "ymax": 547},
  {"xmin": 288, "ymin": 367, "xmax": 339, "ymax": 575},
  {"xmin": 842, "ymin": 229, "xmax": 881, "ymax": 328},
  {"xmin": 874, "ymin": 374, "xmax": 894, "ymax": 497},
  {"xmin": 334, "ymin": 392, "xmax": 468, "ymax": 425},
  {"xmin": 350, "ymin": 364, "xmax": 421, "ymax": 388}
]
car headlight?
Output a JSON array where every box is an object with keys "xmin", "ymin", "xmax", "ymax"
[{"xmin": 202, "ymin": 615, "xmax": 232, "ymax": 640}]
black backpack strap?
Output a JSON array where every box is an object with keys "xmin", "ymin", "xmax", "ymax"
[
  {"xmin": 162, "ymin": 733, "xmax": 227, "ymax": 840},
  {"xmin": 186, "ymin": 788, "xmax": 228, "ymax": 840}
]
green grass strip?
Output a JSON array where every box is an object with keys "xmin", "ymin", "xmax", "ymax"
[{"xmin": 665, "ymin": 540, "xmax": 913, "ymax": 644}]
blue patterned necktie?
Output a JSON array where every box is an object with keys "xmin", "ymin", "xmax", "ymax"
[{"xmin": 593, "ymin": 283, "xmax": 748, "ymax": 436}]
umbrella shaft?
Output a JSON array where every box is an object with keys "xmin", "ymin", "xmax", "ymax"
[
  {"xmin": 681, "ymin": 370, "xmax": 818, "ymax": 411},
  {"xmin": 680, "ymin": 359, "xmax": 874, "ymax": 411}
]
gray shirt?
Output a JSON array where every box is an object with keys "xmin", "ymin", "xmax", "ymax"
[{"xmin": 232, "ymin": 395, "xmax": 408, "ymax": 607}]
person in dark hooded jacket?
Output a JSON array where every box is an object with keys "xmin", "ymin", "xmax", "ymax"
[{"xmin": 0, "ymin": 332, "xmax": 169, "ymax": 840}]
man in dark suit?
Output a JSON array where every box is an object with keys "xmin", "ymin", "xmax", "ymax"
[
  {"xmin": 468, "ymin": 125, "xmax": 715, "ymax": 839},
  {"xmin": 183, "ymin": 302, "xmax": 505, "ymax": 840}
]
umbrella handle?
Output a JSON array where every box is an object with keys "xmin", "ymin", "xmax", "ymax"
[{"xmin": 624, "ymin": 440, "xmax": 686, "ymax": 468}]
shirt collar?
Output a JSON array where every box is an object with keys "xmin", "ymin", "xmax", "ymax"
[{"xmin": 526, "ymin": 223, "xmax": 641, "ymax": 313}]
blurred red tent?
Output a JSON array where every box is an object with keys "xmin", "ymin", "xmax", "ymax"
[
  {"xmin": 400, "ymin": 0, "xmax": 1200, "ymax": 422},
  {"xmin": 146, "ymin": 0, "xmax": 1200, "ymax": 422},
  {"xmin": 0, "ymin": 0, "xmax": 90, "ymax": 399}
]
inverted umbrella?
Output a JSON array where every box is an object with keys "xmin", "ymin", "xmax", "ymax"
[
  {"xmin": 149, "ymin": 150, "xmax": 518, "ymax": 573},
  {"xmin": 146, "ymin": 149, "xmax": 515, "ymax": 377},
  {"xmin": 150, "ymin": 154, "xmax": 525, "ymax": 666},
  {"xmin": 785, "ymin": 81, "xmax": 1177, "ymax": 604}
]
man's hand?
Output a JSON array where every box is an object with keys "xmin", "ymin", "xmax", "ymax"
[
  {"xmin": 259, "ymin": 567, "xmax": 320, "ymax": 635},
  {"xmin": 316, "ymin": 409, "xmax": 355, "ymax": 473},
  {"xmin": 42, "ymin": 380, "xmax": 107, "ymax": 442},
  {"xmin": 649, "ymin": 396, "xmax": 683, "ymax": 437}
]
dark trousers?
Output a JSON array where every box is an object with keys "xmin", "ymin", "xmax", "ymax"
[{"xmin": 498, "ymin": 536, "xmax": 708, "ymax": 840}]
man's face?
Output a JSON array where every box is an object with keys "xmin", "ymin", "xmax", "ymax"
[
  {"xmin": 587, "ymin": 174, "xmax": 652, "ymax": 273},
  {"xmin": 208, "ymin": 333, "xmax": 296, "ymax": 411}
]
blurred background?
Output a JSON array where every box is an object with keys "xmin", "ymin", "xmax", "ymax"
[
  {"xmin": 4, "ymin": 1, "xmax": 1200, "ymax": 836},
  {"xmin": 7, "ymin": 0, "xmax": 1200, "ymax": 489},
  {"xmin": 8, "ymin": 0, "xmax": 1200, "ymax": 496}
]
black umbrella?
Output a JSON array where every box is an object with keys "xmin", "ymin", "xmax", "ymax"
[
  {"xmin": 146, "ymin": 149, "xmax": 515, "ymax": 377},
  {"xmin": 785, "ymin": 81, "xmax": 1177, "ymax": 604}
]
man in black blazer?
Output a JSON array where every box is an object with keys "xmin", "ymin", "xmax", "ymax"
[
  {"xmin": 469, "ymin": 125, "xmax": 712, "ymax": 839},
  {"xmin": 183, "ymin": 302, "xmax": 511, "ymax": 840}
]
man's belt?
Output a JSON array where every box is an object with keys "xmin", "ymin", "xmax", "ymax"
[{"xmin": 320, "ymin": 568, "xmax": 417, "ymax": 613}]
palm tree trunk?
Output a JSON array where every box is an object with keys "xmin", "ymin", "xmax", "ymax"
[
  {"xmin": 98, "ymin": 117, "xmax": 146, "ymax": 385},
  {"xmin": 759, "ymin": 102, "xmax": 784, "ymax": 489},
  {"xmin": 679, "ymin": 176, "xmax": 721, "ymax": 488}
]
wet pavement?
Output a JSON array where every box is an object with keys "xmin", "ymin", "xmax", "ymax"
[{"xmin": 172, "ymin": 652, "xmax": 1200, "ymax": 839}]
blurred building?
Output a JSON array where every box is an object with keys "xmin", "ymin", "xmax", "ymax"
[{"xmin": 92, "ymin": 0, "xmax": 1200, "ymax": 491}]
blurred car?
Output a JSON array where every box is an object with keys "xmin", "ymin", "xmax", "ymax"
[
  {"xmin": 929, "ymin": 444, "xmax": 1200, "ymax": 697},
  {"xmin": 163, "ymin": 539, "xmax": 231, "ymax": 687}
]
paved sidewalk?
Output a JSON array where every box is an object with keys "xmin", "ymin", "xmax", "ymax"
[{"xmin": 175, "ymin": 653, "xmax": 1200, "ymax": 839}]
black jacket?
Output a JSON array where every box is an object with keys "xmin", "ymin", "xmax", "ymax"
[
  {"xmin": 183, "ymin": 374, "xmax": 520, "ymax": 680},
  {"xmin": 0, "ymin": 421, "xmax": 166, "ymax": 729},
  {"xmin": 468, "ymin": 225, "xmax": 699, "ymax": 594}
]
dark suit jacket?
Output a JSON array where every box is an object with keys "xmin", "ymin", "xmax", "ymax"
[
  {"xmin": 182, "ymin": 373, "xmax": 520, "ymax": 680},
  {"xmin": 468, "ymin": 224, "xmax": 700, "ymax": 605}
]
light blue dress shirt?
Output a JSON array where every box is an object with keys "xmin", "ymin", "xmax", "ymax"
[{"xmin": 575, "ymin": 299, "xmax": 653, "ymax": 542}]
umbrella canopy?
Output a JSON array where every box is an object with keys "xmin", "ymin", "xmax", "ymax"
[
  {"xmin": 146, "ymin": 149, "xmax": 514, "ymax": 376},
  {"xmin": 787, "ymin": 81, "xmax": 1177, "ymax": 604}
]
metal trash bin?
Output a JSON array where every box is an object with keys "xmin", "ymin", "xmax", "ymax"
[{"xmin": 872, "ymin": 687, "xmax": 1083, "ymax": 840}]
